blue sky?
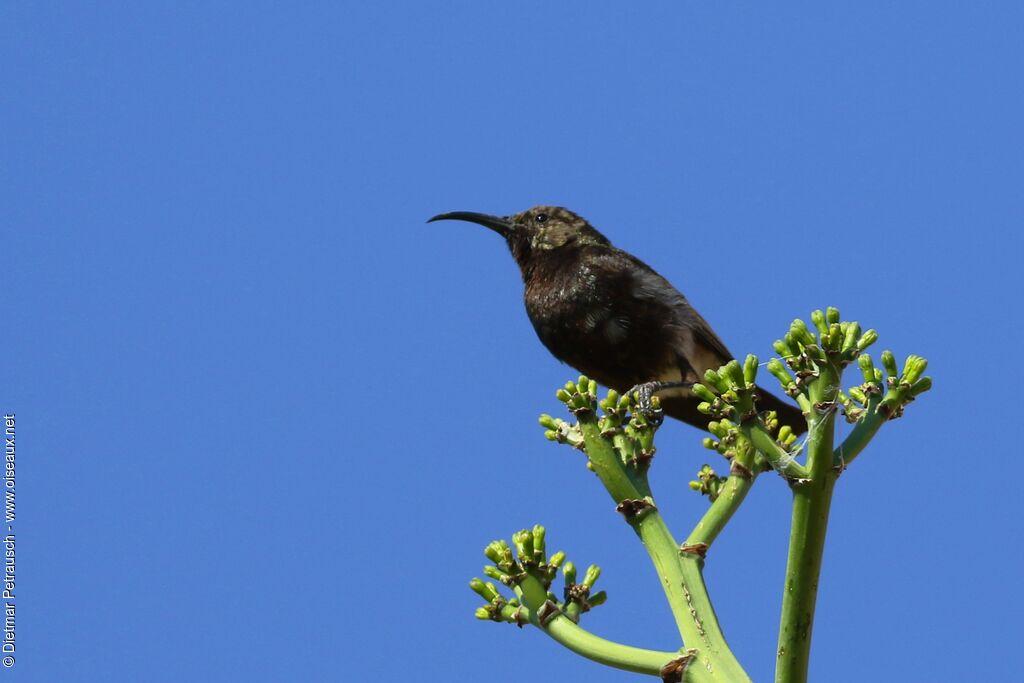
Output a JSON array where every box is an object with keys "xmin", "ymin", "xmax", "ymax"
[{"xmin": 4, "ymin": 3, "xmax": 1022, "ymax": 681}]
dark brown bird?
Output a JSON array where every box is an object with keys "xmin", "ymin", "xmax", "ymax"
[{"xmin": 428, "ymin": 205, "xmax": 806, "ymax": 434}]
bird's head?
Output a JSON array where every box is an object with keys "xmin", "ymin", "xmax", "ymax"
[{"xmin": 427, "ymin": 205, "xmax": 610, "ymax": 276}]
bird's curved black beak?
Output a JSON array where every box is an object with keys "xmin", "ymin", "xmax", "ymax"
[{"xmin": 427, "ymin": 211, "xmax": 515, "ymax": 238}]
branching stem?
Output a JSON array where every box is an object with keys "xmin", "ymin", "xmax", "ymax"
[
  {"xmin": 775, "ymin": 363, "xmax": 840, "ymax": 683},
  {"xmin": 684, "ymin": 456, "xmax": 759, "ymax": 552},
  {"xmin": 576, "ymin": 418, "xmax": 751, "ymax": 682},
  {"xmin": 512, "ymin": 573, "xmax": 683, "ymax": 676}
]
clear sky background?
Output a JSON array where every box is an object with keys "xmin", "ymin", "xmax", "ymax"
[{"xmin": 4, "ymin": 3, "xmax": 1022, "ymax": 682}]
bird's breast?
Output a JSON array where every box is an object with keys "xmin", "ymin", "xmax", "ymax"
[
  {"xmin": 520, "ymin": 254, "xmax": 692, "ymax": 392},
  {"xmin": 524, "ymin": 265, "xmax": 606, "ymax": 341}
]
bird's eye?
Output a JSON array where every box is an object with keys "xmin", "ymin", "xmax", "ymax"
[{"xmin": 535, "ymin": 213, "xmax": 549, "ymax": 224}]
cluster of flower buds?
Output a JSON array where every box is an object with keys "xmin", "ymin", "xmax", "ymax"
[
  {"xmin": 556, "ymin": 375, "xmax": 599, "ymax": 416},
  {"xmin": 769, "ymin": 307, "xmax": 879, "ymax": 393},
  {"xmin": 684, "ymin": 356, "xmax": 805, "ymax": 481},
  {"xmin": 538, "ymin": 412, "xmax": 586, "ymax": 451},
  {"xmin": 688, "ymin": 464, "xmax": 726, "ymax": 501},
  {"xmin": 839, "ymin": 350, "xmax": 931, "ymax": 422},
  {"xmin": 695, "ymin": 308, "xmax": 932, "ymax": 430},
  {"xmin": 700, "ymin": 417, "xmax": 764, "ymax": 461},
  {"xmin": 470, "ymin": 525, "xmax": 605, "ymax": 625},
  {"xmin": 470, "ymin": 576, "xmax": 525, "ymax": 625},
  {"xmin": 762, "ymin": 307, "xmax": 931, "ymax": 424},
  {"xmin": 539, "ymin": 376, "xmax": 660, "ymax": 471},
  {"xmin": 560, "ymin": 561, "xmax": 607, "ymax": 621},
  {"xmin": 692, "ymin": 356, "xmax": 764, "ymax": 424}
]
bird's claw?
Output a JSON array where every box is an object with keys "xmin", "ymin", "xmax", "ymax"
[{"xmin": 628, "ymin": 382, "xmax": 665, "ymax": 426}]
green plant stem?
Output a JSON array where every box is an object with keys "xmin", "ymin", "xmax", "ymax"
[
  {"xmin": 683, "ymin": 461, "xmax": 760, "ymax": 552},
  {"xmin": 833, "ymin": 407, "xmax": 883, "ymax": 467},
  {"xmin": 577, "ymin": 419, "xmax": 751, "ymax": 682},
  {"xmin": 577, "ymin": 419, "xmax": 645, "ymax": 502},
  {"xmin": 639, "ymin": 512, "xmax": 749, "ymax": 681},
  {"xmin": 513, "ymin": 574, "xmax": 683, "ymax": 677},
  {"xmin": 775, "ymin": 368, "xmax": 840, "ymax": 683},
  {"xmin": 743, "ymin": 420, "xmax": 809, "ymax": 480}
]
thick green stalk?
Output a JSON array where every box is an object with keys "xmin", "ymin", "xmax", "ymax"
[
  {"xmin": 513, "ymin": 573, "xmax": 684, "ymax": 677},
  {"xmin": 577, "ymin": 419, "xmax": 751, "ymax": 682},
  {"xmin": 683, "ymin": 460, "xmax": 759, "ymax": 552},
  {"xmin": 744, "ymin": 421, "xmax": 809, "ymax": 480},
  {"xmin": 638, "ymin": 512, "xmax": 749, "ymax": 681},
  {"xmin": 775, "ymin": 366, "xmax": 840, "ymax": 683},
  {"xmin": 833, "ymin": 408, "xmax": 882, "ymax": 467}
]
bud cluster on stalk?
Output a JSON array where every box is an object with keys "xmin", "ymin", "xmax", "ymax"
[
  {"xmin": 688, "ymin": 464, "xmax": 726, "ymax": 501},
  {"xmin": 539, "ymin": 375, "xmax": 660, "ymax": 472},
  {"xmin": 470, "ymin": 525, "xmax": 606, "ymax": 625},
  {"xmin": 695, "ymin": 307, "xmax": 932, "ymax": 433}
]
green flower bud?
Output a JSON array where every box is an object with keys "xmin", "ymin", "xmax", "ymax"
[
  {"xmin": 703, "ymin": 368, "xmax": 728, "ymax": 393},
  {"xmin": 549, "ymin": 550, "xmax": 566, "ymax": 568},
  {"xmin": 606, "ymin": 388, "xmax": 619, "ymax": 405},
  {"xmin": 556, "ymin": 388, "xmax": 572, "ymax": 403},
  {"xmin": 902, "ymin": 355, "xmax": 928, "ymax": 385},
  {"xmin": 697, "ymin": 401, "xmax": 712, "ymax": 415},
  {"xmin": 842, "ymin": 322, "xmax": 861, "ymax": 354},
  {"xmin": 857, "ymin": 329, "xmax": 879, "ymax": 351},
  {"xmin": 823, "ymin": 323, "xmax": 839, "ymax": 350},
  {"xmin": 483, "ymin": 565, "xmax": 506, "ymax": 582},
  {"xmin": 539, "ymin": 414, "xmax": 559, "ymax": 429},
  {"xmin": 693, "ymin": 383, "xmax": 718, "ymax": 403},
  {"xmin": 811, "ymin": 309, "xmax": 828, "ymax": 335},
  {"xmin": 702, "ymin": 437, "xmax": 719, "ymax": 450},
  {"xmin": 469, "ymin": 577, "xmax": 489, "ymax": 599},
  {"xmin": 848, "ymin": 386, "xmax": 867, "ymax": 405},
  {"xmin": 773, "ymin": 339, "xmax": 793, "ymax": 358},
  {"xmin": 587, "ymin": 591, "xmax": 608, "ymax": 607},
  {"xmin": 512, "ymin": 529, "xmax": 534, "ymax": 560},
  {"xmin": 689, "ymin": 480, "xmax": 702, "ymax": 490},
  {"xmin": 532, "ymin": 525, "xmax": 546, "ymax": 558},
  {"xmin": 743, "ymin": 354, "xmax": 759, "ymax": 385},
  {"xmin": 909, "ymin": 376, "xmax": 932, "ymax": 397},
  {"xmin": 789, "ymin": 318, "xmax": 815, "ymax": 346},
  {"xmin": 582, "ymin": 564, "xmax": 602, "ymax": 588},
  {"xmin": 723, "ymin": 360, "xmax": 745, "ymax": 388},
  {"xmin": 826, "ymin": 306, "xmax": 840, "ymax": 325},
  {"xmin": 563, "ymin": 561, "xmax": 577, "ymax": 584},
  {"xmin": 475, "ymin": 607, "xmax": 492, "ymax": 620},
  {"xmin": 767, "ymin": 358, "xmax": 794, "ymax": 385},
  {"xmin": 857, "ymin": 354, "xmax": 876, "ymax": 383},
  {"xmin": 485, "ymin": 540, "xmax": 508, "ymax": 564},
  {"xmin": 778, "ymin": 425, "xmax": 792, "ymax": 443},
  {"xmin": 881, "ymin": 350, "xmax": 898, "ymax": 378}
]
